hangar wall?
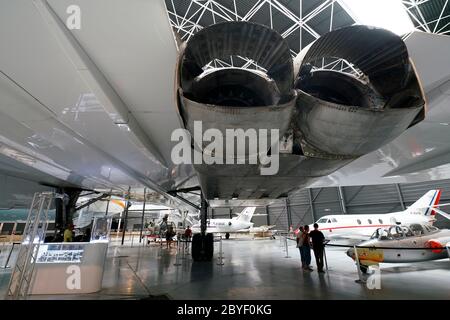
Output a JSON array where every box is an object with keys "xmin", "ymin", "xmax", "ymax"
[
  {"xmin": 0, "ymin": 173, "xmax": 53, "ymax": 209},
  {"xmin": 212, "ymin": 180, "xmax": 450, "ymax": 231}
]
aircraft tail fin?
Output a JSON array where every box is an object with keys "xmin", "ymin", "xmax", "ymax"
[
  {"xmin": 235, "ymin": 207, "xmax": 256, "ymax": 222},
  {"xmin": 405, "ymin": 190, "xmax": 441, "ymax": 216}
]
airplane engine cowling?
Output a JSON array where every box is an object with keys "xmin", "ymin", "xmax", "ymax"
[
  {"xmin": 426, "ymin": 239, "xmax": 444, "ymax": 254},
  {"xmin": 294, "ymin": 26, "xmax": 426, "ymax": 158},
  {"xmin": 176, "ymin": 22, "xmax": 297, "ymax": 159}
]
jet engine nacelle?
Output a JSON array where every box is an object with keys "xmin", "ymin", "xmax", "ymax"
[
  {"xmin": 175, "ymin": 22, "xmax": 426, "ymax": 200},
  {"xmin": 294, "ymin": 26, "xmax": 425, "ymax": 158},
  {"xmin": 176, "ymin": 22, "xmax": 297, "ymax": 161}
]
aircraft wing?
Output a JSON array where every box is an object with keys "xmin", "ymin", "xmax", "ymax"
[
  {"xmin": 326, "ymin": 234, "xmax": 370, "ymax": 242},
  {"xmin": 0, "ymin": 0, "xmax": 196, "ymax": 200}
]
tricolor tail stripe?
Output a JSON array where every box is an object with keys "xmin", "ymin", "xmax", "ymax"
[{"xmin": 430, "ymin": 190, "xmax": 442, "ymax": 216}]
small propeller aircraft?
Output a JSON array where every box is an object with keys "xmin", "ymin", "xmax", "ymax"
[{"xmin": 346, "ymin": 222, "xmax": 450, "ymax": 273}]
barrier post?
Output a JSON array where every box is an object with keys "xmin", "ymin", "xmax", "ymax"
[
  {"xmin": 4, "ymin": 243, "xmax": 16, "ymax": 268},
  {"xmin": 173, "ymin": 238, "xmax": 181, "ymax": 266},
  {"xmin": 217, "ymin": 237, "xmax": 224, "ymax": 266},
  {"xmin": 323, "ymin": 246, "xmax": 328, "ymax": 271},
  {"xmin": 354, "ymin": 245, "xmax": 366, "ymax": 284},
  {"xmin": 284, "ymin": 236, "xmax": 291, "ymax": 258}
]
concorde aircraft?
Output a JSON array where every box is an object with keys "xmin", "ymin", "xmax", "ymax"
[
  {"xmin": 2, "ymin": 0, "xmax": 450, "ymax": 260},
  {"xmin": 308, "ymin": 190, "xmax": 444, "ymax": 240},
  {"xmin": 346, "ymin": 222, "xmax": 450, "ymax": 273}
]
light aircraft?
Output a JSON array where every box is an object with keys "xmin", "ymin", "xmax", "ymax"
[
  {"xmin": 346, "ymin": 222, "xmax": 450, "ymax": 273},
  {"xmin": 191, "ymin": 207, "xmax": 256, "ymax": 239},
  {"xmin": 309, "ymin": 190, "xmax": 443, "ymax": 240}
]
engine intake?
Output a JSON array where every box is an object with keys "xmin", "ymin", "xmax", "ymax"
[
  {"xmin": 294, "ymin": 25, "xmax": 425, "ymax": 158},
  {"xmin": 176, "ymin": 22, "xmax": 297, "ymax": 160}
]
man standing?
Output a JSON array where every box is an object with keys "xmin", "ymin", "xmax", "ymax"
[{"xmin": 309, "ymin": 223, "xmax": 326, "ymax": 273}]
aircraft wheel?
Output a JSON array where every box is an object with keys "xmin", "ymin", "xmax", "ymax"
[
  {"xmin": 191, "ymin": 233, "xmax": 214, "ymax": 261},
  {"xmin": 225, "ymin": 233, "xmax": 230, "ymax": 240},
  {"xmin": 205, "ymin": 233, "xmax": 214, "ymax": 261},
  {"xmin": 192, "ymin": 234, "xmax": 202, "ymax": 261}
]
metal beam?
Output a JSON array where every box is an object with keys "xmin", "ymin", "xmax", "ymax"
[
  {"xmin": 396, "ymin": 184, "xmax": 407, "ymax": 210},
  {"xmin": 338, "ymin": 186, "xmax": 347, "ymax": 214},
  {"xmin": 74, "ymin": 194, "xmax": 108, "ymax": 212},
  {"xmin": 121, "ymin": 187, "xmax": 131, "ymax": 246},
  {"xmin": 139, "ymin": 188, "xmax": 147, "ymax": 243},
  {"xmin": 308, "ymin": 188, "xmax": 315, "ymax": 223},
  {"xmin": 285, "ymin": 198, "xmax": 292, "ymax": 228}
]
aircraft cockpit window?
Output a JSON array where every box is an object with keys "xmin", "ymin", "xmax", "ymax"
[
  {"xmin": 402, "ymin": 226, "xmax": 414, "ymax": 237},
  {"xmin": 331, "ymin": 218, "xmax": 337, "ymax": 223},
  {"xmin": 424, "ymin": 225, "xmax": 438, "ymax": 233},
  {"xmin": 379, "ymin": 229, "xmax": 389, "ymax": 240},
  {"xmin": 409, "ymin": 224, "xmax": 424, "ymax": 236},
  {"xmin": 370, "ymin": 228, "xmax": 382, "ymax": 239},
  {"xmin": 317, "ymin": 218, "xmax": 328, "ymax": 223},
  {"xmin": 388, "ymin": 226, "xmax": 404, "ymax": 239}
]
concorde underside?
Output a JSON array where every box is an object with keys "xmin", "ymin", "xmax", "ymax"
[
  {"xmin": 1, "ymin": 0, "xmax": 440, "ymax": 215},
  {"xmin": 176, "ymin": 22, "xmax": 426, "ymax": 202}
]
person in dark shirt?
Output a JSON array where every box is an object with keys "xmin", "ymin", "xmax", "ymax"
[{"xmin": 309, "ymin": 223, "xmax": 326, "ymax": 273}]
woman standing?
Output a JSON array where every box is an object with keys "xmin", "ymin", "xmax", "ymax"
[{"xmin": 302, "ymin": 225, "xmax": 313, "ymax": 271}]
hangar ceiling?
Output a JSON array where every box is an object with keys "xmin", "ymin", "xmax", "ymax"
[
  {"xmin": 165, "ymin": 0, "xmax": 354, "ymax": 56},
  {"xmin": 164, "ymin": 0, "xmax": 449, "ymax": 79},
  {"xmin": 403, "ymin": 0, "xmax": 450, "ymax": 35},
  {"xmin": 165, "ymin": 0, "xmax": 450, "ymax": 52}
]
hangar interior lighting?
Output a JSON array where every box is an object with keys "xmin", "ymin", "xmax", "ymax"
[{"xmin": 339, "ymin": 0, "xmax": 415, "ymax": 35}]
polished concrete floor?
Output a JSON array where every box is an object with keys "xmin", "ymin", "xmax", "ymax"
[{"xmin": 1, "ymin": 237, "xmax": 450, "ymax": 300}]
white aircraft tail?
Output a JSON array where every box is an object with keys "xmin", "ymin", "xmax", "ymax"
[
  {"xmin": 234, "ymin": 207, "xmax": 256, "ymax": 222},
  {"xmin": 404, "ymin": 190, "xmax": 441, "ymax": 216}
]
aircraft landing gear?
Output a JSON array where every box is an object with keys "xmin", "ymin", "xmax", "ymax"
[
  {"xmin": 192, "ymin": 193, "xmax": 214, "ymax": 262},
  {"xmin": 225, "ymin": 233, "xmax": 230, "ymax": 240},
  {"xmin": 167, "ymin": 187, "xmax": 214, "ymax": 262}
]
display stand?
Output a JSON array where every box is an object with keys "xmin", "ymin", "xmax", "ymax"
[{"xmin": 30, "ymin": 217, "xmax": 112, "ymax": 295}]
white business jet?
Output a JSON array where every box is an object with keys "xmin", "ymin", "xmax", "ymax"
[
  {"xmin": 309, "ymin": 190, "xmax": 443, "ymax": 240},
  {"xmin": 191, "ymin": 207, "xmax": 256, "ymax": 239}
]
